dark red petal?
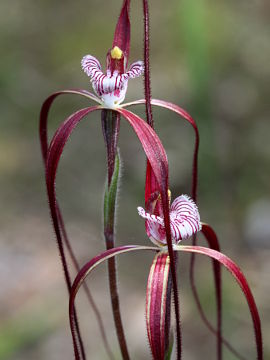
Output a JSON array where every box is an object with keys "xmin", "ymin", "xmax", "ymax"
[
  {"xmin": 146, "ymin": 253, "xmax": 171, "ymax": 360},
  {"xmin": 150, "ymin": 99, "xmax": 199, "ymax": 202},
  {"xmin": 117, "ymin": 108, "xmax": 168, "ymax": 190},
  {"xmin": 191, "ymin": 226, "xmax": 249, "ymax": 360},
  {"xmin": 45, "ymin": 106, "xmax": 99, "ymax": 359},
  {"xmin": 113, "ymin": 0, "xmax": 130, "ymax": 60},
  {"xmin": 40, "ymin": 92, "xmax": 115, "ymax": 358},
  {"xmin": 40, "ymin": 92, "xmax": 104, "ymax": 357},
  {"xmin": 39, "ymin": 89, "xmax": 100, "ymax": 162},
  {"xmin": 69, "ymin": 245, "xmax": 158, "ymax": 359},
  {"xmin": 122, "ymin": 98, "xmax": 199, "ymax": 201},
  {"xmin": 46, "ymin": 107, "xmax": 99, "ymax": 233},
  {"xmin": 199, "ymin": 224, "xmax": 222, "ymax": 359},
  {"xmin": 176, "ymin": 245, "xmax": 263, "ymax": 360}
]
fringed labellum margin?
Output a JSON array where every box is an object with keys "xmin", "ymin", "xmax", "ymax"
[
  {"xmin": 138, "ymin": 194, "xmax": 201, "ymax": 246},
  {"xmin": 81, "ymin": 54, "xmax": 144, "ymax": 109}
]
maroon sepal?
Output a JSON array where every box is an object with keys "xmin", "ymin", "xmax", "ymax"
[
  {"xmin": 197, "ymin": 224, "xmax": 247, "ymax": 359},
  {"xmin": 45, "ymin": 106, "xmax": 100, "ymax": 359},
  {"xmin": 39, "ymin": 89, "xmax": 100, "ymax": 162},
  {"xmin": 69, "ymin": 245, "xmax": 158, "ymax": 359},
  {"xmin": 177, "ymin": 245, "xmax": 263, "ymax": 360}
]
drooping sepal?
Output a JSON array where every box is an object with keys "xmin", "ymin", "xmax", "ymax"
[
  {"xmin": 39, "ymin": 89, "xmax": 101, "ymax": 162},
  {"xmin": 122, "ymin": 98, "xmax": 200, "ymax": 201},
  {"xmin": 174, "ymin": 245, "xmax": 263, "ymax": 360},
  {"xmin": 146, "ymin": 252, "xmax": 172, "ymax": 360},
  {"xmin": 69, "ymin": 245, "xmax": 159, "ymax": 359}
]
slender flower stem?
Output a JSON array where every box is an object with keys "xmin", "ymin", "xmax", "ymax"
[
  {"xmin": 162, "ymin": 193, "xmax": 182, "ymax": 360},
  {"xmin": 143, "ymin": 1, "xmax": 181, "ymax": 357},
  {"xmin": 101, "ymin": 110, "xmax": 130, "ymax": 360},
  {"xmin": 143, "ymin": 0, "xmax": 153, "ymax": 128}
]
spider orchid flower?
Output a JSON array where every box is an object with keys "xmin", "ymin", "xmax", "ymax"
[
  {"xmin": 138, "ymin": 193, "xmax": 202, "ymax": 247},
  {"xmin": 81, "ymin": 49, "xmax": 144, "ymax": 109},
  {"xmin": 40, "ymin": 0, "xmax": 263, "ymax": 359},
  {"xmin": 80, "ymin": 0, "xmax": 143, "ymax": 109}
]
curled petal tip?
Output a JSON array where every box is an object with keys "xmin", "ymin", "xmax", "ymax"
[
  {"xmin": 127, "ymin": 61, "xmax": 144, "ymax": 78},
  {"xmin": 81, "ymin": 55, "xmax": 102, "ymax": 79}
]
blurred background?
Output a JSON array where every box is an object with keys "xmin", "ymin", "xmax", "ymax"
[{"xmin": 0, "ymin": 0, "xmax": 269, "ymax": 359}]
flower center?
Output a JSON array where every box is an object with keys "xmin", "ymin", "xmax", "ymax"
[{"xmin": 82, "ymin": 51, "xmax": 144, "ymax": 109}]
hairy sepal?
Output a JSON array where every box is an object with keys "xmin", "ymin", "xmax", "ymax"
[
  {"xmin": 44, "ymin": 105, "xmax": 101, "ymax": 359},
  {"xmin": 122, "ymin": 98, "xmax": 199, "ymax": 200},
  {"xmin": 39, "ymin": 89, "xmax": 101, "ymax": 162},
  {"xmin": 69, "ymin": 245, "xmax": 158, "ymax": 359},
  {"xmin": 174, "ymin": 245, "xmax": 263, "ymax": 360},
  {"xmin": 40, "ymin": 92, "xmax": 115, "ymax": 358},
  {"xmin": 195, "ymin": 224, "xmax": 222, "ymax": 359},
  {"xmin": 197, "ymin": 224, "xmax": 246, "ymax": 359}
]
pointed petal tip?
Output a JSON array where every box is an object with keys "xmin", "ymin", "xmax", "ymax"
[{"xmin": 113, "ymin": 0, "xmax": 131, "ymax": 59}]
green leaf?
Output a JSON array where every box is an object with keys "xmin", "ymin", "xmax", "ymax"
[
  {"xmin": 103, "ymin": 150, "xmax": 120, "ymax": 231},
  {"xmin": 165, "ymin": 334, "xmax": 174, "ymax": 360}
]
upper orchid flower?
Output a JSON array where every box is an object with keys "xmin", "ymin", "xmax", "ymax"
[
  {"xmin": 81, "ymin": 46, "xmax": 144, "ymax": 109},
  {"xmin": 138, "ymin": 192, "xmax": 201, "ymax": 247}
]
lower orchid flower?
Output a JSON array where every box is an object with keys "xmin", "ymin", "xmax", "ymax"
[{"xmin": 138, "ymin": 193, "xmax": 202, "ymax": 247}]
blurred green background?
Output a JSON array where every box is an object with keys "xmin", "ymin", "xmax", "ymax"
[{"xmin": 0, "ymin": 0, "xmax": 269, "ymax": 359}]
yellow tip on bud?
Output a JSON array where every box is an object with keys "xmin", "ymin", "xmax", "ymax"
[{"xmin": 111, "ymin": 46, "xmax": 123, "ymax": 60}]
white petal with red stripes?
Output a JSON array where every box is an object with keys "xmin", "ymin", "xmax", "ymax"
[
  {"xmin": 81, "ymin": 55, "xmax": 144, "ymax": 109},
  {"xmin": 138, "ymin": 194, "xmax": 201, "ymax": 245}
]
